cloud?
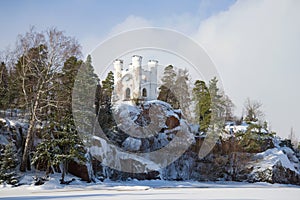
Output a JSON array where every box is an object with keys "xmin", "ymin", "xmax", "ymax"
[
  {"xmin": 194, "ymin": 0, "xmax": 300, "ymax": 138},
  {"xmin": 94, "ymin": 0, "xmax": 300, "ymax": 138},
  {"xmin": 110, "ymin": 15, "xmax": 153, "ymax": 35}
]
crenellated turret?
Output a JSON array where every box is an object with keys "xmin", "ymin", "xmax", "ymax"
[
  {"xmin": 113, "ymin": 59, "xmax": 123, "ymax": 81},
  {"xmin": 132, "ymin": 55, "xmax": 142, "ymax": 68},
  {"xmin": 132, "ymin": 55, "xmax": 142, "ymax": 99},
  {"xmin": 148, "ymin": 60, "xmax": 158, "ymax": 99}
]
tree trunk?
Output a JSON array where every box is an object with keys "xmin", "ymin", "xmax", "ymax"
[
  {"xmin": 20, "ymin": 116, "xmax": 35, "ymax": 172},
  {"xmin": 60, "ymin": 160, "xmax": 66, "ymax": 184},
  {"xmin": 20, "ymin": 89, "xmax": 42, "ymax": 172}
]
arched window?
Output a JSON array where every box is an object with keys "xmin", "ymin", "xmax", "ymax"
[
  {"xmin": 142, "ymin": 88, "xmax": 147, "ymax": 97},
  {"xmin": 125, "ymin": 88, "xmax": 131, "ymax": 99}
]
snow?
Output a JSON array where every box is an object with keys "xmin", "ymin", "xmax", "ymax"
[
  {"xmin": 224, "ymin": 121, "xmax": 269, "ymax": 134},
  {"xmin": 146, "ymin": 100, "xmax": 173, "ymax": 109},
  {"xmin": 0, "ymin": 118, "xmax": 6, "ymax": 124},
  {"xmin": 224, "ymin": 123, "xmax": 248, "ymax": 133},
  {"xmin": 1, "ymin": 175, "xmax": 300, "ymax": 200},
  {"xmin": 252, "ymin": 147, "xmax": 300, "ymax": 173},
  {"xmin": 0, "ymin": 134, "xmax": 9, "ymax": 145},
  {"xmin": 189, "ymin": 124, "xmax": 199, "ymax": 134},
  {"xmin": 122, "ymin": 137, "xmax": 142, "ymax": 151},
  {"xmin": 90, "ymin": 135, "xmax": 161, "ymax": 173}
]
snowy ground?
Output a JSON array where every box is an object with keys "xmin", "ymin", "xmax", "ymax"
[
  {"xmin": 1, "ymin": 187, "xmax": 300, "ymax": 200},
  {"xmin": 0, "ymin": 174, "xmax": 299, "ymax": 200}
]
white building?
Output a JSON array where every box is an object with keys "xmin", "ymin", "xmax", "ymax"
[{"xmin": 113, "ymin": 55, "xmax": 158, "ymax": 103}]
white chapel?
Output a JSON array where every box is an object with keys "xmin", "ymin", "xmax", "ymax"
[{"xmin": 113, "ymin": 55, "xmax": 158, "ymax": 103}]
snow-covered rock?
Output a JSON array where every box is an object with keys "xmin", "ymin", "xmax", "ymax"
[
  {"xmin": 248, "ymin": 147, "xmax": 300, "ymax": 185},
  {"xmin": 90, "ymin": 100, "xmax": 194, "ymax": 180}
]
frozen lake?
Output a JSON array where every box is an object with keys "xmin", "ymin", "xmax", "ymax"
[{"xmin": 1, "ymin": 181, "xmax": 300, "ymax": 200}]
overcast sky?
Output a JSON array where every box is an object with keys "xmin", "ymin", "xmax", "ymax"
[{"xmin": 1, "ymin": 0, "xmax": 299, "ymax": 139}]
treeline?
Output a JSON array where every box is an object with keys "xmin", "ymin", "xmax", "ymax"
[
  {"xmin": 157, "ymin": 64, "xmax": 234, "ymax": 133},
  {"xmin": 0, "ymin": 27, "xmax": 99, "ymax": 184}
]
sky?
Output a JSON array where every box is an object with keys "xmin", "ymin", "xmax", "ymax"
[{"xmin": 0, "ymin": 0, "xmax": 299, "ymax": 139}]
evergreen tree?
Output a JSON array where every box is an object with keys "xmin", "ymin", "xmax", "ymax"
[
  {"xmin": 32, "ymin": 116, "xmax": 86, "ymax": 184},
  {"xmin": 72, "ymin": 54, "xmax": 99, "ymax": 137},
  {"xmin": 208, "ymin": 77, "xmax": 226, "ymax": 129},
  {"xmin": 192, "ymin": 80, "xmax": 211, "ymax": 133},
  {"xmin": 95, "ymin": 83, "xmax": 102, "ymax": 115},
  {"xmin": 5, "ymin": 68, "xmax": 22, "ymax": 110},
  {"xmin": 98, "ymin": 71, "xmax": 115, "ymax": 131},
  {"xmin": 223, "ymin": 94, "xmax": 235, "ymax": 122},
  {"xmin": 0, "ymin": 62, "xmax": 9, "ymax": 109},
  {"xmin": 0, "ymin": 143, "xmax": 19, "ymax": 185},
  {"xmin": 101, "ymin": 71, "xmax": 114, "ymax": 100},
  {"xmin": 60, "ymin": 56, "xmax": 83, "ymax": 116},
  {"xmin": 158, "ymin": 65, "xmax": 179, "ymax": 108},
  {"xmin": 174, "ymin": 68, "xmax": 191, "ymax": 117}
]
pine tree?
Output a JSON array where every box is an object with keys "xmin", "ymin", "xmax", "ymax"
[
  {"xmin": 192, "ymin": 80, "xmax": 211, "ymax": 133},
  {"xmin": 158, "ymin": 65, "xmax": 179, "ymax": 108},
  {"xmin": 0, "ymin": 143, "xmax": 19, "ymax": 185}
]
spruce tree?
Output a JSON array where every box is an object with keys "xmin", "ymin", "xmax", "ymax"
[
  {"xmin": 32, "ymin": 116, "xmax": 86, "ymax": 183},
  {"xmin": 158, "ymin": 65, "xmax": 179, "ymax": 108},
  {"xmin": 98, "ymin": 71, "xmax": 115, "ymax": 131},
  {"xmin": 208, "ymin": 77, "xmax": 225, "ymax": 129},
  {"xmin": 223, "ymin": 94, "xmax": 235, "ymax": 122},
  {"xmin": 0, "ymin": 143, "xmax": 19, "ymax": 185},
  {"xmin": 72, "ymin": 55, "xmax": 99, "ymax": 137},
  {"xmin": 192, "ymin": 80, "xmax": 211, "ymax": 133},
  {"xmin": 101, "ymin": 71, "xmax": 114, "ymax": 100},
  {"xmin": 6, "ymin": 68, "xmax": 22, "ymax": 110},
  {"xmin": 174, "ymin": 68, "xmax": 191, "ymax": 117}
]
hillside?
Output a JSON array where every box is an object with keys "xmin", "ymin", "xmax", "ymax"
[{"xmin": 1, "ymin": 100, "xmax": 300, "ymax": 186}]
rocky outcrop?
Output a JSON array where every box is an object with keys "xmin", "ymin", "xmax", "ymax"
[
  {"xmin": 2, "ymin": 106, "xmax": 300, "ymax": 186},
  {"xmin": 68, "ymin": 160, "xmax": 91, "ymax": 182},
  {"xmin": 0, "ymin": 118, "xmax": 26, "ymax": 153},
  {"xmin": 247, "ymin": 147, "xmax": 300, "ymax": 185},
  {"xmin": 166, "ymin": 116, "xmax": 180, "ymax": 129},
  {"xmin": 272, "ymin": 162, "xmax": 300, "ymax": 185}
]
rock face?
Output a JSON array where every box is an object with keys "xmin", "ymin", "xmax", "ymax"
[
  {"xmin": 87, "ymin": 101, "xmax": 300, "ymax": 185},
  {"xmin": 90, "ymin": 100, "xmax": 194, "ymax": 180},
  {"xmin": 1, "ymin": 104, "xmax": 300, "ymax": 186},
  {"xmin": 68, "ymin": 160, "xmax": 91, "ymax": 182},
  {"xmin": 0, "ymin": 118, "xmax": 26, "ymax": 154},
  {"xmin": 247, "ymin": 147, "xmax": 300, "ymax": 185},
  {"xmin": 166, "ymin": 116, "xmax": 180, "ymax": 130}
]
